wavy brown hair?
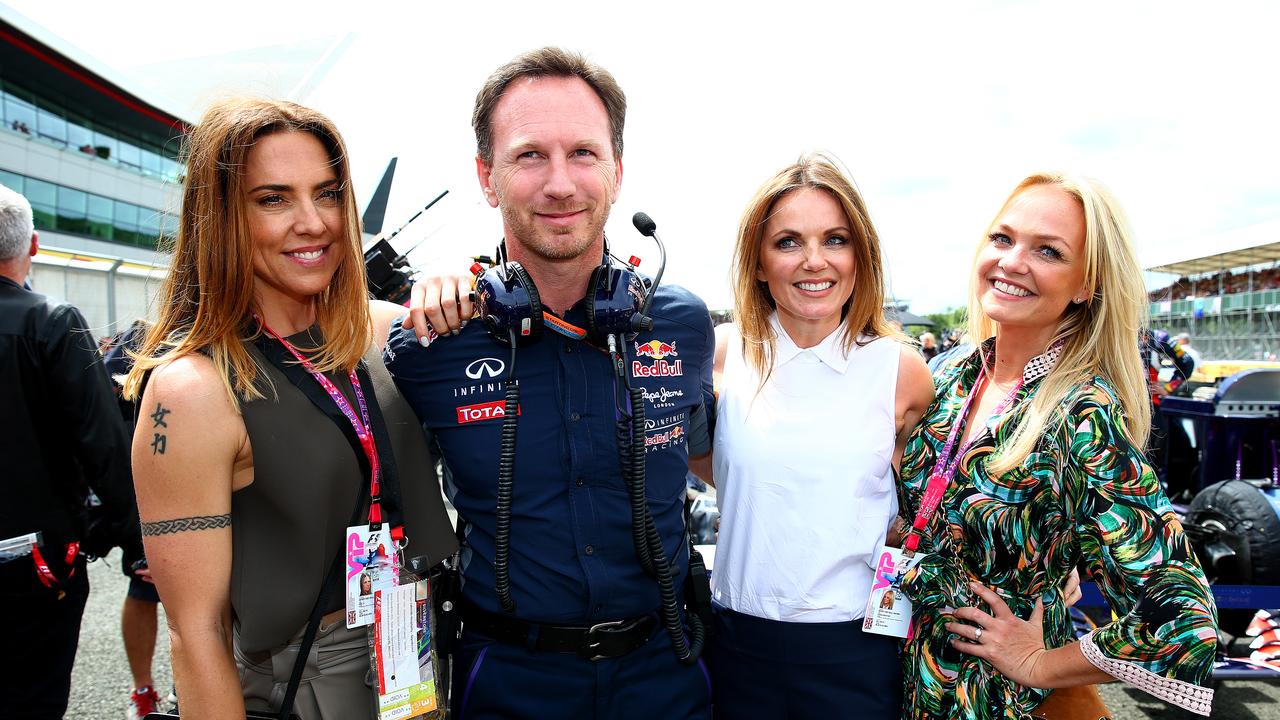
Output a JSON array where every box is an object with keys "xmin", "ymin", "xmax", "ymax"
[
  {"xmin": 731, "ymin": 153, "xmax": 905, "ymax": 385},
  {"xmin": 123, "ymin": 98, "xmax": 370, "ymax": 405}
]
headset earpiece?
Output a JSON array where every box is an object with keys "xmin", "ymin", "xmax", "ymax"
[
  {"xmin": 473, "ymin": 260, "xmax": 543, "ymax": 346},
  {"xmin": 585, "ymin": 264, "xmax": 648, "ymax": 341},
  {"xmin": 508, "ymin": 263, "xmax": 543, "ymax": 331},
  {"xmin": 584, "ymin": 264, "xmax": 607, "ymax": 339}
]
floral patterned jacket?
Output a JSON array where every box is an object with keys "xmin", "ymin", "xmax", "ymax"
[{"xmin": 897, "ymin": 341, "xmax": 1217, "ymax": 719}]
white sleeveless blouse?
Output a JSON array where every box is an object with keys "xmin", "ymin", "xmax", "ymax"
[{"xmin": 710, "ymin": 316, "xmax": 900, "ymax": 622}]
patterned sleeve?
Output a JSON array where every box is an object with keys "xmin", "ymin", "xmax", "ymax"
[{"xmin": 1064, "ymin": 383, "xmax": 1218, "ymax": 716}]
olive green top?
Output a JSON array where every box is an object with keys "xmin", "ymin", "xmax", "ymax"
[{"xmin": 231, "ymin": 329, "xmax": 456, "ymax": 653}]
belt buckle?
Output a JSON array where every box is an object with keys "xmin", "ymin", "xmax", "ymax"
[{"xmin": 581, "ymin": 619, "xmax": 629, "ymax": 662}]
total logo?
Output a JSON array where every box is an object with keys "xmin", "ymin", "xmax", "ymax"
[
  {"xmin": 456, "ymin": 399, "xmax": 521, "ymax": 424},
  {"xmin": 633, "ymin": 339, "xmax": 682, "ymax": 377}
]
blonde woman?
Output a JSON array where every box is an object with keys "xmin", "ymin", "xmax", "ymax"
[
  {"xmin": 697, "ymin": 154, "xmax": 934, "ymax": 719},
  {"xmin": 895, "ymin": 174, "xmax": 1217, "ymax": 719},
  {"xmin": 124, "ymin": 98, "xmax": 455, "ymax": 719}
]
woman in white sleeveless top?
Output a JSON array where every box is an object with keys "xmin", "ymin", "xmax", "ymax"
[{"xmin": 693, "ymin": 154, "xmax": 934, "ymax": 719}]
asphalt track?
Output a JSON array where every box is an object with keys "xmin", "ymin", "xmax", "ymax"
[{"xmin": 66, "ymin": 549, "xmax": 1280, "ymax": 719}]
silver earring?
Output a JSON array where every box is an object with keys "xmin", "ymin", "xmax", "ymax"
[{"xmin": 1073, "ymin": 297, "xmax": 1085, "ymax": 304}]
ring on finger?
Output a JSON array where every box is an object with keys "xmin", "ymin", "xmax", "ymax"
[{"xmin": 974, "ymin": 627, "xmax": 983, "ymax": 642}]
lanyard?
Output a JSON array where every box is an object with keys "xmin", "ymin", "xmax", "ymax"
[
  {"xmin": 903, "ymin": 367, "xmax": 1023, "ymax": 554},
  {"xmin": 259, "ymin": 320, "xmax": 395, "ymax": 538},
  {"xmin": 543, "ymin": 311, "xmax": 588, "ymax": 340},
  {"xmin": 31, "ymin": 540, "xmax": 79, "ymax": 589}
]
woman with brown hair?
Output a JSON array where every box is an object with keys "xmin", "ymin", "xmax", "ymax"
[
  {"xmin": 124, "ymin": 98, "xmax": 455, "ymax": 719},
  {"xmin": 697, "ymin": 153, "xmax": 934, "ymax": 718}
]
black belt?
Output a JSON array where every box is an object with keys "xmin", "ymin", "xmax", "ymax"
[{"xmin": 461, "ymin": 597, "xmax": 656, "ymax": 661}]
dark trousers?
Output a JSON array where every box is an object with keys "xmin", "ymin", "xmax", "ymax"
[
  {"xmin": 708, "ymin": 607, "xmax": 901, "ymax": 720},
  {"xmin": 0, "ymin": 554, "xmax": 90, "ymax": 720},
  {"xmin": 452, "ymin": 625, "xmax": 711, "ymax": 719}
]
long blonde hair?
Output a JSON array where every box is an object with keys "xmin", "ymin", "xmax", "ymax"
[
  {"xmin": 123, "ymin": 98, "xmax": 370, "ymax": 405},
  {"xmin": 970, "ymin": 172, "xmax": 1151, "ymax": 475},
  {"xmin": 731, "ymin": 153, "xmax": 905, "ymax": 385}
]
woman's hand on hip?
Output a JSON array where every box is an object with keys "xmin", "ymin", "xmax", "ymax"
[{"xmin": 946, "ymin": 581, "xmax": 1050, "ymax": 687}]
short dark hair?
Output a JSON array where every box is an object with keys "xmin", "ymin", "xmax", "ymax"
[{"xmin": 472, "ymin": 47, "xmax": 626, "ymax": 165}]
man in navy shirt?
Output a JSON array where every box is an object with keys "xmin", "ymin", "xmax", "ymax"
[{"xmin": 385, "ymin": 48, "xmax": 715, "ymax": 719}]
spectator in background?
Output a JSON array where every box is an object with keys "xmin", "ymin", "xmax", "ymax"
[
  {"xmin": 103, "ymin": 320, "xmax": 167, "ymax": 719},
  {"xmin": 0, "ymin": 183, "xmax": 142, "ymax": 719},
  {"xmin": 919, "ymin": 331, "xmax": 938, "ymax": 362},
  {"xmin": 928, "ymin": 331, "xmax": 973, "ymax": 373},
  {"xmin": 1175, "ymin": 332, "xmax": 1202, "ymax": 367},
  {"xmin": 1143, "ymin": 328, "xmax": 1199, "ymax": 493},
  {"xmin": 1143, "ymin": 329, "xmax": 1197, "ymax": 403}
]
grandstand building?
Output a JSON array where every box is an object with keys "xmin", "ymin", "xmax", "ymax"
[
  {"xmin": 1147, "ymin": 234, "xmax": 1280, "ymax": 361},
  {"xmin": 0, "ymin": 10, "xmax": 187, "ymax": 339}
]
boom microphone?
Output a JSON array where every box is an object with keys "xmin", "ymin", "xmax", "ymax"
[
  {"xmin": 630, "ymin": 211, "xmax": 665, "ymax": 316},
  {"xmin": 632, "ymin": 212, "xmax": 657, "ymax": 237}
]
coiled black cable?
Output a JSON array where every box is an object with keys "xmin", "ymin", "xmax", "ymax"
[
  {"xmin": 493, "ymin": 330, "xmax": 519, "ymax": 612},
  {"xmin": 618, "ymin": 378, "xmax": 704, "ymax": 665},
  {"xmin": 621, "ymin": 401, "xmax": 652, "ymax": 573}
]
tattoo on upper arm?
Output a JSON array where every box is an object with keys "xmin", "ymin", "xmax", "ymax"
[
  {"xmin": 149, "ymin": 403, "xmax": 170, "ymax": 455},
  {"xmin": 141, "ymin": 514, "xmax": 231, "ymax": 536}
]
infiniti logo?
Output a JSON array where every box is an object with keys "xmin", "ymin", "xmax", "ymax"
[{"xmin": 466, "ymin": 357, "xmax": 506, "ymax": 380}]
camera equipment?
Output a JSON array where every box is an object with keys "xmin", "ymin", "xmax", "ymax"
[{"xmin": 363, "ymin": 190, "xmax": 449, "ymax": 304}]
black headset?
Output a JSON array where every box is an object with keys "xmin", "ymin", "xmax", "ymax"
[{"xmin": 471, "ymin": 235, "xmax": 654, "ymax": 347}]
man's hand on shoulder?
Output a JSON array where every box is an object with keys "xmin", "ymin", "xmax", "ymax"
[{"xmin": 402, "ymin": 265, "xmax": 476, "ymax": 342}]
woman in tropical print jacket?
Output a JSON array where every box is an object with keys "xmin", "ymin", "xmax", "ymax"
[{"xmin": 896, "ymin": 172, "xmax": 1217, "ymax": 719}]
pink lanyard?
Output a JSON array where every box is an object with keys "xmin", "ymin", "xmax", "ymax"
[
  {"xmin": 903, "ymin": 367, "xmax": 1023, "ymax": 554},
  {"xmin": 259, "ymin": 321, "xmax": 391, "ymax": 536}
]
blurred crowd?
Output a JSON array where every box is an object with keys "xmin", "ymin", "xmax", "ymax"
[{"xmin": 1149, "ymin": 267, "xmax": 1280, "ymax": 302}]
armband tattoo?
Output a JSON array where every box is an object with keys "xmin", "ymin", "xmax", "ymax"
[{"xmin": 141, "ymin": 513, "xmax": 232, "ymax": 536}]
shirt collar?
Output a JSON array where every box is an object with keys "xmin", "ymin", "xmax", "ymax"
[
  {"xmin": 975, "ymin": 336, "xmax": 1064, "ymax": 383},
  {"xmin": 770, "ymin": 313, "xmax": 855, "ymax": 374}
]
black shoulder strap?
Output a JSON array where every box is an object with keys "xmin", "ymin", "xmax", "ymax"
[{"xmin": 277, "ymin": 471, "xmax": 367, "ymax": 720}]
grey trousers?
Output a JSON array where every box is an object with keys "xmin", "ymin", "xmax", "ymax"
[{"xmin": 234, "ymin": 617, "xmax": 376, "ymax": 720}]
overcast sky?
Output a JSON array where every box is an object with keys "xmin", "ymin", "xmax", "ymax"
[{"xmin": 9, "ymin": 0, "xmax": 1280, "ymax": 313}]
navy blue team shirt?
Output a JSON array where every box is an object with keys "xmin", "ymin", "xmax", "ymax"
[{"xmin": 385, "ymin": 285, "xmax": 714, "ymax": 624}]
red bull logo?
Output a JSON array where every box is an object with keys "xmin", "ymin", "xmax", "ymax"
[
  {"xmin": 633, "ymin": 339, "xmax": 683, "ymax": 377},
  {"xmin": 632, "ymin": 359, "xmax": 683, "ymax": 377},
  {"xmin": 645, "ymin": 425, "xmax": 685, "ymax": 447},
  {"xmin": 634, "ymin": 340, "xmax": 678, "ymax": 360}
]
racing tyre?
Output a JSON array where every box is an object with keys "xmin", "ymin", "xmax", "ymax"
[{"xmin": 1186, "ymin": 479, "xmax": 1280, "ymax": 636}]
